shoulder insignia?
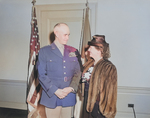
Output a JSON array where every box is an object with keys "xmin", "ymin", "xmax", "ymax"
[{"xmin": 66, "ymin": 45, "xmax": 77, "ymax": 52}]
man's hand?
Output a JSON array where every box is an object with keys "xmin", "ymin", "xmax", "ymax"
[
  {"xmin": 62, "ymin": 87, "xmax": 74, "ymax": 95},
  {"xmin": 54, "ymin": 89, "xmax": 68, "ymax": 99}
]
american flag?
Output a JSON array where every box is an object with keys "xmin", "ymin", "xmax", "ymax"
[{"xmin": 27, "ymin": 6, "xmax": 41, "ymax": 112}]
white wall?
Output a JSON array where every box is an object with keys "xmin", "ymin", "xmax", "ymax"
[
  {"xmin": 0, "ymin": 0, "xmax": 32, "ymax": 81},
  {"xmin": 0, "ymin": 0, "xmax": 150, "ymax": 117},
  {"xmin": 97, "ymin": 0, "xmax": 150, "ymax": 88}
]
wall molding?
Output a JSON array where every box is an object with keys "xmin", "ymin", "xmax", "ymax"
[
  {"xmin": 118, "ymin": 86, "xmax": 150, "ymax": 95},
  {"xmin": 0, "ymin": 79, "xmax": 27, "ymax": 85}
]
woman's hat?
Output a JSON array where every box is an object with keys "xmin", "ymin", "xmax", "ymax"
[
  {"xmin": 88, "ymin": 35, "xmax": 110, "ymax": 59},
  {"xmin": 88, "ymin": 35, "xmax": 105, "ymax": 47}
]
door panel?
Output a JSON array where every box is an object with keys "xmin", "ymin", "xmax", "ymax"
[{"xmin": 42, "ymin": 10, "xmax": 83, "ymax": 49}]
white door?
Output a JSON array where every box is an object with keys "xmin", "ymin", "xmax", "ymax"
[{"xmin": 35, "ymin": 3, "xmax": 96, "ymax": 49}]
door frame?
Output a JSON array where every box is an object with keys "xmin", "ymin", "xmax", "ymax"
[{"xmin": 35, "ymin": 3, "xmax": 97, "ymax": 46}]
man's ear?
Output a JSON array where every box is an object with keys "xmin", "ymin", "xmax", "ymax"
[{"xmin": 54, "ymin": 31, "xmax": 58, "ymax": 37}]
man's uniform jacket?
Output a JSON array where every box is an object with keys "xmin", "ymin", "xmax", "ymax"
[{"xmin": 37, "ymin": 43, "xmax": 81, "ymax": 108}]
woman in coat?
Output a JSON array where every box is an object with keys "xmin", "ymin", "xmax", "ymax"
[{"xmin": 82, "ymin": 35, "xmax": 117, "ymax": 118}]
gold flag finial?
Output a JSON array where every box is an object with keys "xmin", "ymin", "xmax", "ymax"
[
  {"xmin": 32, "ymin": 0, "xmax": 36, "ymax": 5},
  {"xmin": 86, "ymin": 0, "xmax": 89, "ymax": 7}
]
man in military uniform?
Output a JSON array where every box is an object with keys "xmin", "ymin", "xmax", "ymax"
[{"xmin": 37, "ymin": 23, "xmax": 81, "ymax": 118}]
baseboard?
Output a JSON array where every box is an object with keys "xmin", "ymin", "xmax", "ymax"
[
  {"xmin": 0, "ymin": 101, "xmax": 27, "ymax": 110},
  {"xmin": 116, "ymin": 111, "xmax": 150, "ymax": 118},
  {"xmin": 0, "ymin": 79, "xmax": 27, "ymax": 110}
]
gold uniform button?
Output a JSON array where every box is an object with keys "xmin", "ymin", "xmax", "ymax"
[
  {"xmin": 64, "ymin": 72, "xmax": 66, "ymax": 74},
  {"xmin": 63, "ymin": 60, "xmax": 66, "ymax": 63},
  {"xmin": 64, "ymin": 66, "xmax": 66, "ymax": 68}
]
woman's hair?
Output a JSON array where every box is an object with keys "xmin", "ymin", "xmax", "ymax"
[{"xmin": 88, "ymin": 35, "xmax": 111, "ymax": 59}]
